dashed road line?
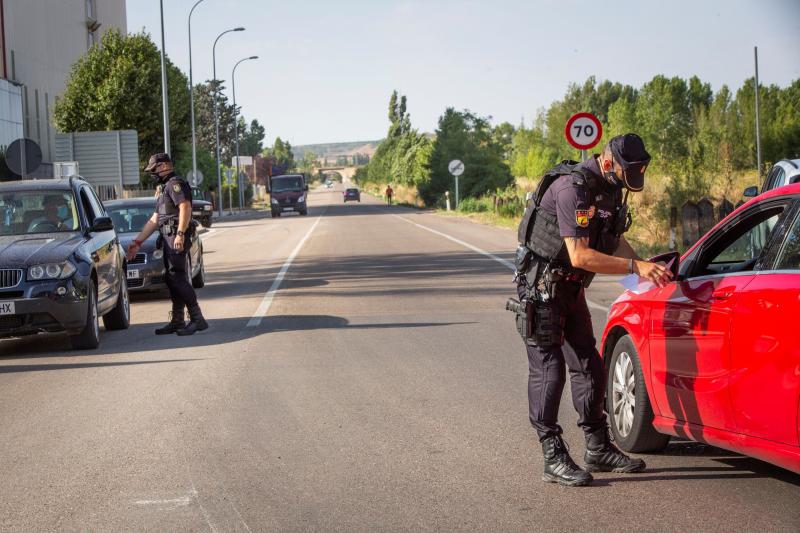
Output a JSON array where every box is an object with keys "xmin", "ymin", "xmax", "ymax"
[{"xmin": 391, "ymin": 213, "xmax": 610, "ymax": 313}]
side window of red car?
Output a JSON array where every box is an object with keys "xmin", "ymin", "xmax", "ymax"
[
  {"xmin": 774, "ymin": 211, "xmax": 800, "ymax": 270},
  {"xmin": 688, "ymin": 206, "xmax": 786, "ymax": 277}
]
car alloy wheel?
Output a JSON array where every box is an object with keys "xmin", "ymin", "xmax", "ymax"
[
  {"xmin": 90, "ymin": 292, "xmax": 99, "ymax": 340},
  {"xmin": 612, "ymin": 350, "xmax": 636, "ymax": 438}
]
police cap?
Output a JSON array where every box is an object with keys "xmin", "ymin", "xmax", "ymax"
[
  {"xmin": 144, "ymin": 153, "xmax": 172, "ymax": 173},
  {"xmin": 609, "ymin": 134, "xmax": 651, "ymax": 192}
]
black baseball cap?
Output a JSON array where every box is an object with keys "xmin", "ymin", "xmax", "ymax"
[
  {"xmin": 609, "ymin": 133, "xmax": 651, "ymax": 192},
  {"xmin": 144, "ymin": 152, "xmax": 172, "ymax": 172}
]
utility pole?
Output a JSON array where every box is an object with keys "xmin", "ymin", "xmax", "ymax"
[
  {"xmin": 187, "ymin": 0, "xmax": 207, "ymax": 181},
  {"xmin": 754, "ymin": 46, "xmax": 763, "ymax": 179},
  {"xmin": 159, "ymin": 0, "xmax": 170, "ymax": 154}
]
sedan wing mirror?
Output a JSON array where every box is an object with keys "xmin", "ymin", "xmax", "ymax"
[
  {"xmin": 648, "ymin": 251, "xmax": 680, "ymax": 278},
  {"xmin": 90, "ymin": 216, "xmax": 114, "ymax": 233}
]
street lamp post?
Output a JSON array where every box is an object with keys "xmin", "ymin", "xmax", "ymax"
[
  {"xmin": 158, "ymin": 0, "xmax": 170, "ymax": 154},
  {"xmin": 212, "ymin": 27, "xmax": 245, "ymax": 217},
  {"xmin": 187, "ymin": 0, "xmax": 207, "ymax": 182},
  {"xmin": 232, "ymin": 56, "xmax": 259, "ymax": 211}
]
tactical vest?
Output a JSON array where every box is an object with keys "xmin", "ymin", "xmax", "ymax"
[
  {"xmin": 157, "ymin": 176, "xmax": 182, "ymax": 222},
  {"xmin": 518, "ymin": 164, "xmax": 630, "ymax": 288}
]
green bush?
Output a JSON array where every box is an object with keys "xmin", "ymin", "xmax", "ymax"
[{"xmin": 457, "ymin": 197, "xmax": 492, "ymax": 213}]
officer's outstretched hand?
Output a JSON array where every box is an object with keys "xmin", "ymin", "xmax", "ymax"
[
  {"xmin": 126, "ymin": 242, "xmax": 140, "ymax": 262},
  {"xmin": 634, "ymin": 260, "xmax": 673, "ymax": 288}
]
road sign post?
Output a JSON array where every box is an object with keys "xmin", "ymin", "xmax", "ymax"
[
  {"xmin": 225, "ymin": 168, "xmax": 234, "ymax": 216},
  {"xmin": 565, "ymin": 112, "xmax": 603, "ymax": 160},
  {"xmin": 448, "ymin": 159, "xmax": 464, "ymax": 209}
]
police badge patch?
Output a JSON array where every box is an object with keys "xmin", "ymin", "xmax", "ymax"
[
  {"xmin": 575, "ymin": 209, "xmax": 589, "ymax": 227},
  {"xmin": 173, "ymin": 184, "xmax": 181, "ymax": 193}
]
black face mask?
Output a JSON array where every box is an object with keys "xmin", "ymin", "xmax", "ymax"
[
  {"xmin": 604, "ymin": 169, "xmax": 625, "ymax": 189},
  {"xmin": 150, "ymin": 171, "xmax": 170, "ymax": 185}
]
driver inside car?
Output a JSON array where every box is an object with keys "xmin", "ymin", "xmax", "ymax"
[{"xmin": 27, "ymin": 194, "xmax": 76, "ymax": 232}]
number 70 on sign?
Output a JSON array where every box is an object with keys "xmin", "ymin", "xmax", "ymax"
[{"xmin": 565, "ymin": 112, "xmax": 603, "ymax": 150}]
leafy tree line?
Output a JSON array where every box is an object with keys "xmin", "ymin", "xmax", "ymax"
[
  {"xmin": 511, "ymin": 75, "xmax": 800, "ymax": 203},
  {"xmin": 355, "ymin": 91, "xmax": 513, "ymax": 205},
  {"xmin": 54, "ymin": 29, "xmax": 267, "ymax": 192}
]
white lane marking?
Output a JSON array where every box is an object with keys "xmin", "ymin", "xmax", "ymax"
[
  {"xmin": 134, "ymin": 495, "xmax": 193, "ymax": 508},
  {"xmin": 247, "ymin": 213, "xmax": 325, "ymax": 327},
  {"xmin": 392, "ymin": 214, "xmax": 611, "ymax": 314},
  {"xmin": 392, "ymin": 214, "xmax": 515, "ymax": 270}
]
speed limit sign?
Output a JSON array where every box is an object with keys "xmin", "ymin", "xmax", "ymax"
[{"xmin": 565, "ymin": 112, "xmax": 602, "ymax": 150}]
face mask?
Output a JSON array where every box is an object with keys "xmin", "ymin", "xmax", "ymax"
[{"xmin": 604, "ymin": 169, "xmax": 624, "ymax": 189}]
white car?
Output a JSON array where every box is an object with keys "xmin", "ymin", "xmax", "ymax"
[{"xmin": 745, "ymin": 158, "xmax": 800, "ymax": 197}]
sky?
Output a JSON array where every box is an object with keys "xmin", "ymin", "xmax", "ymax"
[{"xmin": 126, "ymin": 0, "xmax": 800, "ymax": 147}]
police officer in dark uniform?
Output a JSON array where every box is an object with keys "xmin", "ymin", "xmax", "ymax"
[
  {"xmin": 126, "ymin": 153, "xmax": 209, "ymax": 336},
  {"xmin": 511, "ymin": 134, "xmax": 672, "ymax": 486}
]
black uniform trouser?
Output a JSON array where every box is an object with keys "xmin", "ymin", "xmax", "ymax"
[
  {"xmin": 517, "ymin": 281, "xmax": 606, "ymax": 441},
  {"xmin": 163, "ymin": 236, "xmax": 198, "ymax": 314}
]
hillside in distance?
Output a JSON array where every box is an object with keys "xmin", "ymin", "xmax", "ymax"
[{"xmin": 292, "ymin": 140, "xmax": 382, "ymax": 160}]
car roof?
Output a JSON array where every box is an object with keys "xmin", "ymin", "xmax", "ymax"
[
  {"xmin": 778, "ymin": 159, "xmax": 800, "ymax": 170},
  {"xmin": 0, "ymin": 177, "xmax": 82, "ymax": 192},
  {"xmin": 105, "ymin": 197, "xmax": 156, "ymax": 207}
]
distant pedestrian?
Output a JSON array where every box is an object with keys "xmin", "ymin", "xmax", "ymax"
[
  {"xmin": 385, "ymin": 185, "xmax": 394, "ymax": 206},
  {"xmin": 127, "ymin": 153, "xmax": 208, "ymax": 336}
]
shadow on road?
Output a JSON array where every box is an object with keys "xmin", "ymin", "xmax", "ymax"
[
  {"xmin": 0, "ymin": 315, "xmax": 472, "ymax": 360},
  {"xmin": 0, "ymin": 358, "xmax": 202, "ymax": 374}
]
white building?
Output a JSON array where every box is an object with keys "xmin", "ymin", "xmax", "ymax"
[{"xmin": 0, "ymin": 0, "xmax": 126, "ymax": 166}]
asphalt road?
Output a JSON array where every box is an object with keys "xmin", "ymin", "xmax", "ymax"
[{"xmin": 1, "ymin": 184, "xmax": 798, "ymax": 532}]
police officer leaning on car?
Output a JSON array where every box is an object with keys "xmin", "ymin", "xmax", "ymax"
[
  {"xmin": 126, "ymin": 153, "xmax": 208, "ymax": 336},
  {"xmin": 512, "ymin": 133, "xmax": 672, "ymax": 487}
]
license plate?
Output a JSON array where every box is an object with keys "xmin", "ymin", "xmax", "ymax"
[
  {"xmin": 0, "ymin": 301, "xmax": 14, "ymax": 315},
  {"xmin": 282, "ymin": 207, "xmax": 293, "ymax": 212},
  {"xmin": 192, "ymin": 211, "xmax": 201, "ymax": 216},
  {"xmin": 127, "ymin": 269, "xmax": 140, "ymax": 280}
]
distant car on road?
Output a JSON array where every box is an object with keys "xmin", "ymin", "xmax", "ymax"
[
  {"xmin": 191, "ymin": 188, "xmax": 214, "ymax": 228},
  {"xmin": 0, "ymin": 177, "xmax": 130, "ymax": 350},
  {"xmin": 343, "ymin": 188, "xmax": 360, "ymax": 202},
  {"xmin": 105, "ymin": 198, "xmax": 205, "ymax": 293},
  {"xmin": 270, "ymin": 174, "xmax": 308, "ymax": 217},
  {"xmin": 744, "ymin": 159, "xmax": 800, "ymax": 197},
  {"xmin": 600, "ymin": 182, "xmax": 800, "ymax": 473}
]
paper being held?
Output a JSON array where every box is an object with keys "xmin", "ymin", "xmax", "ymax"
[{"xmin": 619, "ymin": 257, "xmax": 675, "ymax": 294}]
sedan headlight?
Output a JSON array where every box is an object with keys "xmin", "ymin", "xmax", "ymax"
[
  {"xmin": 203, "ymin": 205, "xmax": 212, "ymax": 211},
  {"xmin": 28, "ymin": 261, "xmax": 76, "ymax": 281},
  {"xmin": 298, "ymin": 195, "xmax": 306, "ymax": 203},
  {"xmin": 152, "ymin": 249, "xmax": 164, "ymax": 260},
  {"xmin": 271, "ymin": 198, "xmax": 279, "ymax": 205}
]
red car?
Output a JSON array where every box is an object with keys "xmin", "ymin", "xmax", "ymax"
[{"xmin": 600, "ymin": 183, "xmax": 800, "ymax": 473}]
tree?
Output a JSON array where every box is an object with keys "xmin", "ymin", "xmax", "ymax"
[
  {"xmin": 192, "ymin": 79, "xmax": 237, "ymax": 164},
  {"xmin": 53, "ymin": 29, "xmax": 191, "ymax": 180},
  {"xmin": 240, "ymin": 119, "xmax": 266, "ymax": 157},
  {"xmin": 421, "ymin": 108, "xmax": 513, "ymax": 204}
]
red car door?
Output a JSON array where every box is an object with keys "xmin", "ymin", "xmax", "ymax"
[
  {"xmin": 649, "ymin": 275, "xmax": 752, "ymax": 434},
  {"xmin": 729, "ymin": 207, "xmax": 800, "ymax": 446},
  {"xmin": 649, "ymin": 203, "xmax": 790, "ymax": 437}
]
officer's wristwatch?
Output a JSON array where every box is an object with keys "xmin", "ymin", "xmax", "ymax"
[
  {"xmin": 628, "ymin": 258, "xmax": 635, "ymax": 274},
  {"xmin": 176, "ymin": 230, "xmax": 185, "ymax": 237}
]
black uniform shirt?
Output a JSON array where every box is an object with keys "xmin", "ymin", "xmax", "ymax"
[
  {"xmin": 539, "ymin": 157, "xmax": 603, "ymax": 238},
  {"xmin": 157, "ymin": 174, "xmax": 191, "ymax": 226}
]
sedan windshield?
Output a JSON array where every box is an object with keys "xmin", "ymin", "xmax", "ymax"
[
  {"xmin": 0, "ymin": 191, "xmax": 80, "ymax": 235},
  {"xmin": 272, "ymin": 177, "xmax": 303, "ymax": 193},
  {"xmin": 106, "ymin": 205, "xmax": 154, "ymax": 233}
]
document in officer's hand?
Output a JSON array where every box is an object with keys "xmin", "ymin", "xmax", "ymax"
[{"xmin": 619, "ymin": 257, "xmax": 675, "ymax": 294}]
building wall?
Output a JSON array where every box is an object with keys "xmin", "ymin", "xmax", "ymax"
[{"xmin": 2, "ymin": 0, "xmax": 126, "ymax": 163}]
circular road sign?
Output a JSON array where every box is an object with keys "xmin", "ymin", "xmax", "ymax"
[
  {"xmin": 448, "ymin": 159, "xmax": 465, "ymax": 177},
  {"xmin": 565, "ymin": 112, "xmax": 603, "ymax": 150},
  {"xmin": 5, "ymin": 138, "xmax": 43, "ymax": 176},
  {"xmin": 187, "ymin": 169, "xmax": 204, "ymax": 187}
]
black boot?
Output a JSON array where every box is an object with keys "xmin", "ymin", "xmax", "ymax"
[
  {"xmin": 176, "ymin": 305, "xmax": 208, "ymax": 336},
  {"xmin": 541, "ymin": 435, "xmax": 593, "ymax": 487},
  {"xmin": 584, "ymin": 428, "xmax": 646, "ymax": 473},
  {"xmin": 155, "ymin": 310, "xmax": 185, "ymax": 335}
]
